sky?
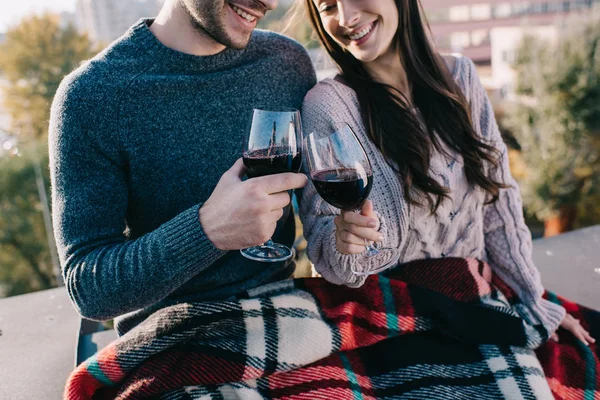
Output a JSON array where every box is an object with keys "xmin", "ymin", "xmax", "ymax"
[{"xmin": 0, "ymin": 0, "xmax": 76, "ymax": 33}]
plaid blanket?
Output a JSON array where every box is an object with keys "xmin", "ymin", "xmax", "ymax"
[{"xmin": 65, "ymin": 258, "xmax": 599, "ymax": 399}]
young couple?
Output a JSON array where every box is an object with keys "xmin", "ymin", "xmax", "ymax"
[{"xmin": 50, "ymin": 0, "xmax": 592, "ymax": 360}]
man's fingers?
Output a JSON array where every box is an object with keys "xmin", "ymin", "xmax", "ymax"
[
  {"xmin": 268, "ymin": 192, "xmax": 291, "ymax": 211},
  {"xmin": 226, "ymin": 158, "xmax": 247, "ymax": 181},
  {"xmin": 550, "ymin": 333, "xmax": 559, "ymax": 342},
  {"xmin": 255, "ymin": 173, "xmax": 308, "ymax": 194},
  {"xmin": 270, "ymin": 208, "xmax": 284, "ymax": 222}
]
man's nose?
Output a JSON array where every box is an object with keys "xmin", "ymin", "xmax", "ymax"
[{"xmin": 261, "ymin": 0, "xmax": 278, "ymax": 11}]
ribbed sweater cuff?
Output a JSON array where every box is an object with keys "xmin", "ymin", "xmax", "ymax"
[
  {"xmin": 162, "ymin": 204, "xmax": 226, "ymax": 277},
  {"xmin": 318, "ymin": 211, "xmax": 400, "ymax": 288},
  {"xmin": 530, "ymin": 297, "xmax": 566, "ymax": 336}
]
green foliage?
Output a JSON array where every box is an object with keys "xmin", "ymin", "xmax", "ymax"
[
  {"xmin": 0, "ymin": 13, "xmax": 97, "ymax": 139},
  {"xmin": 0, "ymin": 143, "xmax": 56, "ymax": 296},
  {"xmin": 0, "ymin": 14, "xmax": 97, "ymax": 296},
  {"xmin": 506, "ymin": 12, "xmax": 600, "ymax": 223}
]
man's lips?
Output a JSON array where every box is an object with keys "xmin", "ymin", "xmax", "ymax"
[{"xmin": 230, "ymin": 3, "xmax": 264, "ymax": 19}]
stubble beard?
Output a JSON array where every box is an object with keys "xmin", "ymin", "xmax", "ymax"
[{"xmin": 179, "ymin": 0, "xmax": 252, "ymax": 50}]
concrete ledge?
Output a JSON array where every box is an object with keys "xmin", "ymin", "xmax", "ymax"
[
  {"xmin": 532, "ymin": 225, "xmax": 600, "ymax": 309},
  {"xmin": 0, "ymin": 225, "xmax": 598, "ymax": 399}
]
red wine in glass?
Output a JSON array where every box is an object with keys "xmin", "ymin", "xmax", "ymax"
[
  {"xmin": 243, "ymin": 146, "xmax": 302, "ymax": 178},
  {"xmin": 312, "ymin": 168, "xmax": 373, "ymax": 211},
  {"xmin": 240, "ymin": 108, "xmax": 303, "ymax": 263},
  {"xmin": 304, "ymin": 124, "xmax": 394, "ymax": 276}
]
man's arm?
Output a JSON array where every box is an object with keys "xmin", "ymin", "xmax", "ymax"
[
  {"xmin": 50, "ymin": 75, "xmax": 306, "ymax": 321},
  {"xmin": 49, "ymin": 77, "xmax": 227, "ymax": 320}
]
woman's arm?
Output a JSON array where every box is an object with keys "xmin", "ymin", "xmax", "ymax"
[
  {"xmin": 299, "ymin": 82, "xmax": 401, "ymax": 287},
  {"xmin": 462, "ymin": 57, "xmax": 566, "ymax": 333}
]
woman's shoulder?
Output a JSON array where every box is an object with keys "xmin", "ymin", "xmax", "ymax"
[
  {"xmin": 304, "ymin": 76, "xmax": 356, "ymax": 103},
  {"xmin": 303, "ymin": 76, "xmax": 359, "ymax": 117},
  {"xmin": 440, "ymin": 53, "xmax": 478, "ymax": 101}
]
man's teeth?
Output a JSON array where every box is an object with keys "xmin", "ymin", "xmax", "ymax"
[
  {"xmin": 349, "ymin": 24, "xmax": 374, "ymax": 41},
  {"xmin": 231, "ymin": 5, "xmax": 257, "ymax": 22}
]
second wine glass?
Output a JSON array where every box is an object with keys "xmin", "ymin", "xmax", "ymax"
[
  {"xmin": 304, "ymin": 124, "xmax": 395, "ymax": 276},
  {"xmin": 240, "ymin": 107, "xmax": 302, "ymax": 263}
]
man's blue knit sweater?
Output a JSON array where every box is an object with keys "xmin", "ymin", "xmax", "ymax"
[{"xmin": 49, "ymin": 19, "xmax": 316, "ymax": 335}]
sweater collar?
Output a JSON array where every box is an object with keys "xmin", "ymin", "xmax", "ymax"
[{"xmin": 128, "ymin": 19, "xmax": 248, "ymax": 73}]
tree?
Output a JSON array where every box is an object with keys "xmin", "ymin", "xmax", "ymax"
[
  {"xmin": 506, "ymin": 12, "xmax": 600, "ymax": 236},
  {"xmin": 0, "ymin": 143, "xmax": 57, "ymax": 296},
  {"xmin": 0, "ymin": 13, "xmax": 97, "ymax": 140},
  {"xmin": 0, "ymin": 14, "xmax": 97, "ymax": 297}
]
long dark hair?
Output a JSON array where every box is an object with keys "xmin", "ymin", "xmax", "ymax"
[{"xmin": 303, "ymin": 0, "xmax": 507, "ymax": 212}]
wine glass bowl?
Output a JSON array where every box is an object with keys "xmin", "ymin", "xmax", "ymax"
[
  {"xmin": 240, "ymin": 108, "xmax": 302, "ymax": 263},
  {"xmin": 304, "ymin": 124, "xmax": 395, "ymax": 276}
]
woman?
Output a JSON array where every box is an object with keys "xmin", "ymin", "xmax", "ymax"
[{"xmin": 299, "ymin": 0, "xmax": 594, "ymax": 345}]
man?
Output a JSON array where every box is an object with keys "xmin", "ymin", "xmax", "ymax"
[{"xmin": 49, "ymin": 0, "xmax": 316, "ymax": 335}]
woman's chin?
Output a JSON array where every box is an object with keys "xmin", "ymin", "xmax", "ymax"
[{"xmin": 350, "ymin": 51, "xmax": 379, "ymax": 64}]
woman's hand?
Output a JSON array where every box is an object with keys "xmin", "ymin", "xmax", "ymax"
[
  {"xmin": 551, "ymin": 313, "xmax": 596, "ymax": 345},
  {"xmin": 334, "ymin": 200, "xmax": 384, "ymax": 255}
]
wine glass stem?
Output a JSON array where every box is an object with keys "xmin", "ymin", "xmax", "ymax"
[{"xmin": 264, "ymin": 239, "xmax": 274, "ymax": 247}]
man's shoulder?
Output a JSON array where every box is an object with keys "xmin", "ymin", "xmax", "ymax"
[
  {"xmin": 54, "ymin": 41, "xmax": 142, "ymax": 111},
  {"xmin": 250, "ymin": 30, "xmax": 312, "ymax": 62},
  {"xmin": 251, "ymin": 30, "xmax": 303, "ymax": 48}
]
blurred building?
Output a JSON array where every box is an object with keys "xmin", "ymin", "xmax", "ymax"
[
  {"xmin": 59, "ymin": 12, "xmax": 77, "ymax": 29},
  {"xmin": 421, "ymin": 0, "xmax": 599, "ymax": 65},
  {"xmin": 75, "ymin": 0, "xmax": 164, "ymax": 44},
  {"xmin": 491, "ymin": 25, "xmax": 559, "ymax": 95}
]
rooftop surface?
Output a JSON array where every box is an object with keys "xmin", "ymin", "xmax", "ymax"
[{"xmin": 1, "ymin": 225, "xmax": 599, "ymax": 399}]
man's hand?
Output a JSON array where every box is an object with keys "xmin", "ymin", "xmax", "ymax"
[
  {"xmin": 200, "ymin": 158, "xmax": 307, "ymax": 250},
  {"xmin": 551, "ymin": 313, "xmax": 596, "ymax": 345},
  {"xmin": 335, "ymin": 200, "xmax": 383, "ymax": 255}
]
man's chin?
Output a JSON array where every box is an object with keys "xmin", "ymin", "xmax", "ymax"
[{"xmin": 222, "ymin": 33, "xmax": 252, "ymax": 50}]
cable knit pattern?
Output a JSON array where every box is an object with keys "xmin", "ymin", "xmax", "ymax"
[{"xmin": 299, "ymin": 55, "xmax": 565, "ymax": 335}]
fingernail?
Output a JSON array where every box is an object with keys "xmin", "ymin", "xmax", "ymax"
[
  {"xmin": 378, "ymin": 236, "xmax": 384, "ymax": 242},
  {"xmin": 368, "ymin": 221, "xmax": 377, "ymax": 228}
]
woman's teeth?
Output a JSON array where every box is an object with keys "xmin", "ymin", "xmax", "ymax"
[
  {"xmin": 349, "ymin": 24, "xmax": 374, "ymax": 41},
  {"xmin": 231, "ymin": 5, "xmax": 257, "ymax": 22}
]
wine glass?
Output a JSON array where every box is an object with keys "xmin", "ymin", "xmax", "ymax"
[
  {"xmin": 240, "ymin": 108, "xmax": 303, "ymax": 262},
  {"xmin": 304, "ymin": 124, "xmax": 394, "ymax": 276}
]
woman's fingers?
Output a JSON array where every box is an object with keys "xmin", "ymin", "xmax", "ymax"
[
  {"xmin": 584, "ymin": 330, "xmax": 596, "ymax": 344},
  {"xmin": 574, "ymin": 319, "xmax": 595, "ymax": 344},
  {"xmin": 361, "ymin": 200, "xmax": 377, "ymax": 218},
  {"xmin": 561, "ymin": 315, "xmax": 595, "ymax": 345},
  {"xmin": 339, "ymin": 230, "xmax": 370, "ymax": 246},
  {"xmin": 574, "ymin": 329, "xmax": 589, "ymax": 346},
  {"xmin": 341, "ymin": 209, "xmax": 379, "ymax": 229},
  {"xmin": 336, "ymin": 235, "xmax": 366, "ymax": 255},
  {"xmin": 345, "ymin": 225, "xmax": 383, "ymax": 242},
  {"xmin": 335, "ymin": 216, "xmax": 382, "ymax": 242}
]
